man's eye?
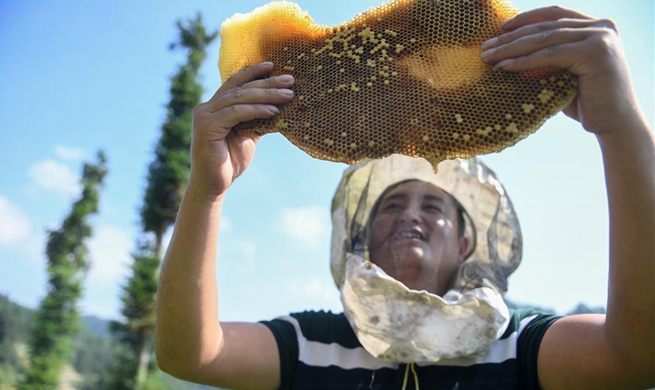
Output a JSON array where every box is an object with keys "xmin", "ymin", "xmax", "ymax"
[
  {"xmin": 424, "ymin": 205, "xmax": 443, "ymax": 213},
  {"xmin": 383, "ymin": 203, "xmax": 401, "ymax": 211}
]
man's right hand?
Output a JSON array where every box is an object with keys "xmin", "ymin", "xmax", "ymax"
[{"xmin": 189, "ymin": 62, "xmax": 295, "ymax": 199}]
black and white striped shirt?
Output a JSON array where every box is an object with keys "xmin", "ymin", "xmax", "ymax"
[{"xmin": 261, "ymin": 309, "xmax": 559, "ymax": 390}]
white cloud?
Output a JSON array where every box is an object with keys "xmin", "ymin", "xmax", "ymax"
[
  {"xmin": 280, "ymin": 207, "xmax": 329, "ymax": 249},
  {"xmin": 28, "ymin": 159, "xmax": 81, "ymax": 196},
  {"xmin": 0, "ymin": 195, "xmax": 44, "ymax": 263},
  {"xmin": 81, "ymin": 301, "xmax": 119, "ymax": 321},
  {"xmin": 235, "ymin": 241, "xmax": 257, "ymax": 275},
  {"xmin": 239, "ymin": 241, "xmax": 257, "ymax": 259},
  {"xmin": 0, "ymin": 195, "xmax": 31, "ymax": 245},
  {"xmin": 80, "ymin": 226, "xmax": 133, "ymax": 320},
  {"xmin": 238, "ymin": 284, "xmax": 260, "ymax": 297},
  {"xmin": 24, "ymin": 232, "xmax": 46, "ymax": 264},
  {"xmin": 289, "ymin": 276, "xmax": 337, "ymax": 300},
  {"xmin": 221, "ymin": 217, "xmax": 232, "ymax": 233},
  {"xmin": 87, "ymin": 225, "xmax": 133, "ymax": 285},
  {"xmin": 55, "ymin": 145, "xmax": 85, "ymax": 161}
]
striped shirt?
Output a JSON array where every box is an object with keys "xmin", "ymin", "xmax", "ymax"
[{"xmin": 261, "ymin": 309, "xmax": 559, "ymax": 390}]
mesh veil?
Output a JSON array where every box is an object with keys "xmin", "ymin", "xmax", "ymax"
[{"xmin": 330, "ymin": 155, "xmax": 521, "ymax": 294}]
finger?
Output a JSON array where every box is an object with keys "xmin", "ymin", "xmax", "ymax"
[
  {"xmin": 209, "ymin": 87, "xmax": 294, "ymax": 113},
  {"xmin": 225, "ymin": 131, "xmax": 260, "ymax": 156},
  {"xmin": 241, "ymin": 74, "xmax": 295, "ymax": 90},
  {"xmin": 212, "ymin": 104, "xmax": 281, "ymax": 131},
  {"xmin": 209, "ymin": 62, "xmax": 275, "ymax": 102},
  {"xmin": 482, "ymin": 27, "xmax": 591, "ymax": 65},
  {"xmin": 502, "ymin": 5, "xmax": 594, "ymax": 31},
  {"xmin": 227, "ymin": 131, "xmax": 261, "ymax": 156},
  {"xmin": 226, "ymin": 132, "xmax": 260, "ymax": 179},
  {"xmin": 222, "ymin": 62, "xmax": 275, "ymax": 90},
  {"xmin": 482, "ymin": 18, "xmax": 601, "ymax": 50},
  {"xmin": 490, "ymin": 41, "xmax": 581, "ymax": 73},
  {"xmin": 563, "ymin": 103, "xmax": 580, "ymax": 121}
]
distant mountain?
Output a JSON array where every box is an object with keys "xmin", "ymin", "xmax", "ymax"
[
  {"xmin": 0, "ymin": 294, "xmax": 222, "ymax": 390},
  {"xmin": 81, "ymin": 314, "xmax": 111, "ymax": 339},
  {"xmin": 504, "ymin": 298, "xmax": 557, "ymax": 314},
  {"xmin": 566, "ymin": 302, "xmax": 605, "ymax": 315},
  {"xmin": 504, "ymin": 298, "xmax": 606, "ymax": 316}
]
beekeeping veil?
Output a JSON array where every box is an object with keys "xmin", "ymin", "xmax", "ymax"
[{"xmin": 330, "ymin": 155, "xmax": 521, "ymax": 362}]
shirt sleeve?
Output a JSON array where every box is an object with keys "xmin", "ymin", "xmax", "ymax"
[
  {"xmin": 516, "ymin": 312, "xmax": 562, "ymax": 390},
  {"xmin": 260, "ymin": 318, "xmax": 299, "ymax": 390}
]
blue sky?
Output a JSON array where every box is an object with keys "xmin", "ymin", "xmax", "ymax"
[{"xmin": 0, "ymin": 0, "xmax": 653, "ymax": 322}]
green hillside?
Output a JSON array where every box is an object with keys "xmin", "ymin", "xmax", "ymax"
[{"xmin": 0, "ymin": 294, "xmax": 219, "ymax": 390}]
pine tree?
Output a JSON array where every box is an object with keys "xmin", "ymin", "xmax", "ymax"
[
  {"xmin": 17, "ymin": 151, "xmax": 108, "ymax": 390},
  {"xmin": 110, "ymin": 14, "xmax": 217, "ymax": 389}
]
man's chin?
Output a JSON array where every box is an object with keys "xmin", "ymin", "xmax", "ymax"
[
  {"xmin": 390, "ymin": 244, "xmax": 426, "ymax": 262},
  {"xmin": 385, "ymin": 251, "xmax": 426, "ymax": 276}
]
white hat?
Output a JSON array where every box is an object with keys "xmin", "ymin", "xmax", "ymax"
[
  {"xmin": 331, "ymin": 155, "xmax": 521, "ymax": 292},
  {"xmin": 330, "ymin": 155, "xmax": 522, "ymax": 362}
]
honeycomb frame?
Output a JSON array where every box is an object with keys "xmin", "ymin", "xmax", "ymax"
[{"xmin": 219, "ymin": 0, "xmax": 578, "ymax": 169}]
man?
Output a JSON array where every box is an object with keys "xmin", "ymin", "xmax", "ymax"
[
  {"xmin": 317, "ymin": 155, "xmax": 531, "ymax": 381},
  {"xmin": 155, "ymin": 6, "xmax": 654, "ymax": 390}
]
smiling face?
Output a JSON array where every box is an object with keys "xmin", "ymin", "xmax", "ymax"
[{"xmin": 368, "ymin": 180, "xmax": 470, "ymax": 296}]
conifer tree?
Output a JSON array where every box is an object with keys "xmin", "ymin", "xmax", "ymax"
[
  {"xmin": 110, "ymin": 14, "xmax": 217, "ymax": 389},
  {"xmin": 17, "ymin": 151, "xmax": 108, "ymax": 390}
]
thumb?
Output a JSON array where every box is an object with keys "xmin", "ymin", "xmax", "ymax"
[
  {"xmin": 227, "ymin": 132, "xmax": 260, "ymax": 172},
  {"xmin": 563, "ymin": 101, "xmax": 580, "ymax": 122}
]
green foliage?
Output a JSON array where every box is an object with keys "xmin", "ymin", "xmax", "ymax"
[
  {"xmin": 113, "ymin": 13, "xmax": 217, "ymax": 389},
  {"xmin": 0, "ymin": 295, "xmax": 33, "ymax": 370},
  {"xmin": 0, "ymin": 295, "xmax": 34, "ymax": 390},
  {"xmin": 0, "ymin": 296, "xmax": 225, "ymax": 390},
  {"xmin": 140, "ymin": 13, "xmax": 217, "ymax": 240},
  {"xmin": 108, "ymin": 241, "xmax": 161, "ymax": 390},
  {"xmin": 112, "ymin": 246, "xmax": 160, "ymax": 351},
  {"xmin": 97, "ymin": 345, "xmax": 139, "ymax": 390},
  {"xmin": 17, "ymin": 151, "xmax": 108, "ymax": 390},
  {"xmin": 71, "ymin": 326, "xmax": 125, "ymax": 390}
]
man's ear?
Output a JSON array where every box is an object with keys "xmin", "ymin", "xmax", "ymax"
[{"xmin": 458, "ymin": 236, "xmax": 471, "ymax": 263}]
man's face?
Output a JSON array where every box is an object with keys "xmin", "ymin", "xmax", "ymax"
[{"xmin": 368, "ymin": 181, "xmax": 468, "ymax": 296}]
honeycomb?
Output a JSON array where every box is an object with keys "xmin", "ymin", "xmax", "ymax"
[{"xmin": 219, "ymin": 0, "xmax": 578, "ymax": 169}]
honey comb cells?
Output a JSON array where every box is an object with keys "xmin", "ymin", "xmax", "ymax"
[{"xmin": 219, "ymin": 0, "xmax": 578, "ymax": 169}]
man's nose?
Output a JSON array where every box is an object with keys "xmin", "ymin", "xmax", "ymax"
[{"xmin": 399, "ymin": 205, "xmax": 421, "ymax": 223}]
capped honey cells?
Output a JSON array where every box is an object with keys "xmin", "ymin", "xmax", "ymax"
[{"xmin": 218, "ymin": 0, "xmax": 578, "ymax": 169}]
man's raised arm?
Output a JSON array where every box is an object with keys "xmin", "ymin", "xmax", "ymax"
[
  {"xmin": 481, "ymin": 6, "xmax": 654, "ymax": 389},
  {"xmin": 155, "ymin": 62, "xmax": 295, "ymax": 390}
]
